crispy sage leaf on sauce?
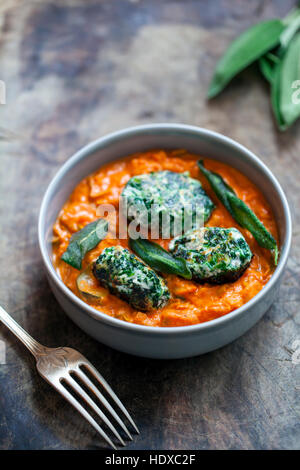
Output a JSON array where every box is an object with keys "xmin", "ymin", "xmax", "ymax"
[
  {"xmin": 208, "ymin": 19, "xmax": 285, "ymax": 98},
  {"xmin": 225, "ymin": 192, "xmax": 278, "ymax": 264},
  {"xmin": 197, "ymin": 160, "xmax": 234, "ymax": 213},
  {"xmin": 129, "ymin": 238, "xmax": 192, "ymax": 279},
  {"xmin": 61, "ymin": 218, "xmax": 108, "ymax": 270},
  {"xmin": 198, "ymin": 161, "xmax": 278, "ymax": 264}
]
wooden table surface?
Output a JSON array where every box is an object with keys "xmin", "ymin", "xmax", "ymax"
[{"xmin": 0, "ymin": 0, "xmax": 299, "ymax": 450}]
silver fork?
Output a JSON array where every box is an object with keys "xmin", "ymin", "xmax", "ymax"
[{"xmin": 0, "ymin": 305, "xmax": 139, "ymax": 449}]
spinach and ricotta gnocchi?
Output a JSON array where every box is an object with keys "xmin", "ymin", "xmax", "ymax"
[
  {"xmin": 169, "ymin": 227, "xmax": 252, "ymax": 284},
  {"xmin": 54, "ymin": 150, "xmax": 277, "ymax": 327},
  {"xmin": 121, "ymin": 171, "xmax": 214, "ymax": 237},
  {"xmin": 93, "ymin": 246, "xmax": 170, "ymax": 311}
]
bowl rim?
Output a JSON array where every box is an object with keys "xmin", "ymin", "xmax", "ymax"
[{"xmin": 38, "ymin": 123, "xmax": 292, "ymax": 335}]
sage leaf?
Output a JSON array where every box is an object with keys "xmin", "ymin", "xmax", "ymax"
[
  {"xmin": 225, "ymin": 191, "xmax": 277, "ymax": 252},
  {"xmin": 197, "ymin": 160, "xmax": 234, "ymax": 213},
  {"xmin": 208, "ymin": 19, "xmax": 285, "ymax": 98},
  {"xmin": 271, "ymin": 59, "xmax": 287, "ymax": 130},
  {"xmin": 61, "ymin": 218, "xmax": 108, "ymax": 270},
  {"xmin": 283, "ymin": 6, "xmax": 300, "ymax": 26},
  {"xmin": 129, "ymin": 238, "xmax": 192, "ymax": 279},
  {"xmin": 259, "ymin": 56, "xmax": 275, "ymax": 83},
  {"xmin": 198, "ymin": 161, "xmax": 278, "ymax": 264},
  {"xmin": 259, "ymin": 53, "xmax": 279, "ymax": 83},
  {"xmin": 280, "ymin": 12, "xmax": 300, "ymax": 49},
  {"xmin": 279, "ymin": 32, "xmax": 300, "ymax": 128}
]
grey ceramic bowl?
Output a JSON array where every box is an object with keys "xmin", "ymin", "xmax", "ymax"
[{"xmin": 38, "ymin": 124, "xmax": 291, "ymax": 359}]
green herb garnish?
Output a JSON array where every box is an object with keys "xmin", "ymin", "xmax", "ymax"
[
  {"xmin": 129, "ymin": 238, "xmax": 192, "ymax": 279},
  {"xmin": 277, "ymin": 33, "xmax": 300, "ymax": 129},
  {"xmin": 198, "ymin": 161, "xmax": 278, "ymax": 265},
  {"xmin": 258, "ymin": 53, "xmax": 279, "ymax": 84},
  {"xmin": 208, "ymin": 19, "xmax": 285, "ymax": 99},
  {"xmin": 61, "ymin": 218, "xmax": 108, "ymax": 270},
  {"xmin": 208, "ymin": 6, "xmax": 300, "ymax": 131}
]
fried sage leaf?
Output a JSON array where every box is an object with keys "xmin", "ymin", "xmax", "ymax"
[
  {"xmin": 61, "ymin": 218, "xmax": 108, "ymax": 270},
  {"xmin": 197, "ymin": 160, "xmax": 234, "ymax": 213},
  {"xmin": 129, "ymin": 238, "xmax": 192, "ymax": 279},
  {"xmin": 198, "ymin": 161, "xmax": 278, "ymax": 264},
  {"xmin": 208, "ymin": 19, "xmax": 285, "ymax": 98},
  {"xmin": 226, "ymin": 192, "xmax": 278, "ymax": 264}
]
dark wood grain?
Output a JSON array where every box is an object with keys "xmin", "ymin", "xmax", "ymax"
[{"xmin": 0, "ymin": 0, "xmax": 299, "ymax": 450}]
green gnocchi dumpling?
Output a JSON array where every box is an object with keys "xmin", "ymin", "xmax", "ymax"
[
  {"xmin": 93, "ymin": 246, "xmax": 170, "ymax": 311},
  {"xmin": 121, "ymin": 171, "xmax": 215, "ymax": 237},
  {"xmin": 169, "ymin": 227, "xmax": 252, "ymax": 284}
]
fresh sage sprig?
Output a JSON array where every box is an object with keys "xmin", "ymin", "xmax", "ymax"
[
  {"xmin": 61, "ymin": 218, "xmax": 108, "ymax": 270},
  {"xmin": 208, "ymin": 19, "xmax": 285, "ymax": 98},
  {"xmin": 280, "ymin": 10, "xmax": 300, "ymax": 49},
  {"xmin": 258, "ymin": 53, "xmax": 279, "ymax": 84},
  {"xmin": 129, "ymin": 238, "xmax": 192, "ymax": 279},
  {"xmin": 208, "ymin": 6, "xmax": 300, "ymax": 130},
  {"xmin": 271, "ymin": 58, "xmax": 287, "ymax": 130},
  {"xmin": 198, "ymin": 161, "xmax": 278, "ymax": 264},
  {"xmin": 278, "ymin": 33, "xmax": 300, "ymax": 128}
]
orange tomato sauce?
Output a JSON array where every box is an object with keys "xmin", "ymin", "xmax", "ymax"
[{"xmin": 52, "ymin": 150, "xmax": 278, "ymax": 327}]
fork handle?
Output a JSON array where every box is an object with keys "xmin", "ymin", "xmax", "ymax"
[{"xmin": 0, "ymin": 305, "xmax": 46, "ymax": 358}]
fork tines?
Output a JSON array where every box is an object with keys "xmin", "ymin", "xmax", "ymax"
[{"xmin": 54, "ymin": 359, "xmax": 139, "ymax": 449}]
